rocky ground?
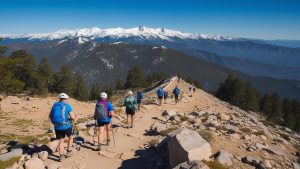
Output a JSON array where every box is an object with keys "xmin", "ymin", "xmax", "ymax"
[{"xmin": 0, "ymin": 76, "xmax": 300, "ymax": 169}]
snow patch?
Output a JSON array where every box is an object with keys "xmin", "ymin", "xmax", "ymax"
[
  {"xmin": 153, "ymin": 57, "xmax": 165, "ymax": 64},
  {"xmin": 100, "ymin": 58, "xmax": 114, "ymax": 69}
]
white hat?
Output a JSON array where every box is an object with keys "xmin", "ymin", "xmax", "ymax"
[
  {"xmin": 128, "ymin": 91, "xmax": 133, "ymax": 95},
  {"xmin": 100, "ymin": 92, "xmax": 107, "ymax": 99},
  {"xmin": 59, "ymin": 93, "xmax": 69, "ymax": 99}
]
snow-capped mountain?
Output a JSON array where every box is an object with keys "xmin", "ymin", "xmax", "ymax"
[{"xmin": 0, "ymin": 26, "xmax": 233, "ymax": 41}]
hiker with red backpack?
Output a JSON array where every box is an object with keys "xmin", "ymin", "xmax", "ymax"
[
  {"xmin": 94, "ymin": 92, "xmax": 114, "ymax": 151},
  {"xmin": 49, "ymin": 93, "xmax": 76, "ymax": 162}
]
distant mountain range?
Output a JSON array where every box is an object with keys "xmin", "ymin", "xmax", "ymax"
[{"xmin": 1, "ymin": 26, "xmax": 300, "ymax": 99}]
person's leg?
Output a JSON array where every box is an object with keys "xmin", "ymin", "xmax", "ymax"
[
  {"xmin": 67, "ymin": 135, "xmax": 73, "ymax": 151},
  {"xmin": 127, "ymin": 113, "xmax": 130, "ymax": 128},
  {"xmin": 58, "ymin": 138, "xmax": 64, "ymax": 156},
  {"xmin": 131, "ymin": 114, "xmax": 134, "ymax": 128},
  {"xmin": 106, "ymin": 123, "xmax": 111, "ymax": 143},
  {"xmin": 97, "ymin": 126, "xmax": 104, "ymax": 150}
]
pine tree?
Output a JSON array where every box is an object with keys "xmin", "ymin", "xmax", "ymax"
[
  {"xmin": 38, "ymin": 58, "xmax": 54, "ymax": 92},
  {"xmin": 125, "ymin": 65, "xmax": 145, "ymax": 88},
  {"xmin": 244, "ymin": 83, "xmax": 260, "ymax": 111},
  {"xmin": 74, "ymin": 74, "xmax": 89, "ymax": 101},
  {"xmin": 53, "ymin": 65, "xmax": 76, "ymax": 96},
  {"xmin": 114, "ymin": 79, "xmax": 124, "ymax": 90},
  {"xmin": 90, "ymin": 83, "xmax": 101, "ymax": 100},
  {"xmin": 0, "ymin": 38, "xmax": 7, "ymax": 57}
]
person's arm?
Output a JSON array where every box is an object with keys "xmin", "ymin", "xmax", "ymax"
[
  {"xmin": 69, "ymin": 112, "xmax": 76, "ymax": 121},
  {"xmin": 108, "ymin": 103, "xmax": 114, "ymax": 117}
]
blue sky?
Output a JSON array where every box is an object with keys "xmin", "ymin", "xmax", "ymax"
[{"xmin": 1, "ymin": 0, "xmax": 300, "ymax": 40}]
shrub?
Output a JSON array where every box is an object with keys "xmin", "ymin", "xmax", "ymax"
[
  {"xmin": 279, "ymin": 133, "xmax": 290, "ymax": 141},
  {"xmin": 203, "ymin": 160, "xmax": 228, "ymax": 169},
  {"xmin": 0, "ymin": 156, "xmax": 21, "ymax": 169},
  {"xmin": 239, "ymin": 127, "xmax": 251, "ymax": 134},
  {"xmin": 159, "ymin": 128, "xmax": 177, "ymax": 136},
  {"xmin": 180, "ymin": 116, "xmax": 189, "ymax": 122},
  {"xmin": 198, "ymin": 130, "xmax": 213, "ymax": 143}
]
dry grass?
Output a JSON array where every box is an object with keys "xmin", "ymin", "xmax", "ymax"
[
  {"xmin": 203, "ymin": 160, "xmax": 228, "ymax": 169},
  {"xmin": 198, "ymin": 130, "xmax": 213, "ymax": 143},
  {"xmin": 0, "ymin": 156, "xmax": 21, "ymax": 169},
  {"xmin": 159, "ymin": 127, "xmax": 177, "ymax": 136},
  {"xmin": 239, "ymin": 127, "xmax": 251, "ymax": 134},
  {"xmin": 180, "ymin": 116, "xmax": 189, "ymax": 122}
]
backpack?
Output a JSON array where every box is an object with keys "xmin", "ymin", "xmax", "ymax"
[
  {"xmin": 50, "ymin": 102, "xmax": 68, "ymax": 126},
  {"xmin": 95, "ymin": 101, "xmax": 108, "ymax": 120},
  {"xmin": 137, "ymin": 92, "xmax": 143, "ymax": 100},
  {"xmin": 173, "ymin": 88, "xmax": 180, "ymax": 95},
  {"xmin": 157, "ymin": 88, "xmax": 164, "ymax": 97}
]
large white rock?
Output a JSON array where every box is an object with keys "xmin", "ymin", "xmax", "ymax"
[
  {"xmin": 24, "ymin": 157, "xmax": 44, "ymax": 169},
  {"xmin": 0, "ymin": 148, "xmax": 23, "ymax": 161},
  {"xmin": 215, "ymin": 150, "xmax": 232, "ymax": 166},
  {"xmin": 167, "ymin": 128, "xmax": 212, "ymax": 168},
  {"xmin": 46, "ymin": 140, "xmax": 59, "ymax": 153}
]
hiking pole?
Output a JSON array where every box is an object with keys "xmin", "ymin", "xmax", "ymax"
[
  {"xmin": 93, "ymin": 119, "xmax": 98, "ymax": 146},
  {"xmin": 111, "ymin": 119, "xmax": 116, "ymax": 147}
]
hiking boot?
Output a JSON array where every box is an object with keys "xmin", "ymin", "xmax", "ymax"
[
  {"xmin": 107, "ymin": 140, "xmax": 111, "ymax": 146},
  {"xmin": 95, "ymin": 144, "xmax": 101, "ymax": 151},
  {"xmin": 59, "ymin": 155, "xmax": 65, "ymax": 162},
  {"xmin": 66, "ymin": 150, "xmax": 73, "ymax": 158}
]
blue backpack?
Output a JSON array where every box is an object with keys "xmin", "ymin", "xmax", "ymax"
[
  {"xmin": 95, "ymin": 100, "xmax": 108, "ymax": 120},
  {"xmin": 157, "ymin": 88, "xmax": 164, "ymax": 97},
  {"xmin": 137, "ymin": 92, "xmax": 143, "ymax": 100},
  {"xmin": 173, "ymin": 88, "xmax": 180, "ymax": 95},
  {"xmin": 50, "ymin": 102, "xmax": 68, "ymax": 126}
]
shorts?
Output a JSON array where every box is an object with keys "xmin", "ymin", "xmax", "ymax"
[
  {"xmin": 164, "ymin": 95, "xmax": 168, "ymax": 99},
  {"xmin": 175, "ymin": 95, "xmax": 179, "ymax": 100},
  {"xmin": 55, "ymin": 127, "xmax": 72, "ymax": 139},
  {"xmin": 137, "ymin": 99, "xmax": 142, "ymax": 104},
  {"xmin": 97, "ymin": 121, "xmax": 110, "ymax": 127},
  {"xmin": 126, "ymin": 107, "xmax": 136, "ymax": 116},
  {"xmin": 158, "ymin": 96, "xmax": 163, "ymax": 100}
]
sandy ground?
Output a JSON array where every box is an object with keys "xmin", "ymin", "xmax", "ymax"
[{"xmin": 0, "ymin": 77, "xmax": 297, "ymax": 169}]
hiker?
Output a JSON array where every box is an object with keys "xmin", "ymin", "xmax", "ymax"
[
  {"xmin": 173, "ymin": 86, "xmax": 181, "ymax": 104},
  {"xmin": 136, "ymin": 90, "xmax": 143, "ymax": 110},
  {"xmin": 49, "ymin": 93, "xmax": 76, "ymax": 162},
  {"xmin": 156, "ymin": 86, "xmax": 164, "ymax": 106},
  {"xmin": 193, "ymin": 87, "xmax": 196, "ymax": 93},
  {"xmin": 189, "ymin": 86, "xmax": 192, "ymax": 93},
  {"xmin": 124, "ymin": 91, "xmax": 137, "ymax": 128},
  {"xmin": 94, "ymin": 92, "xmax": 114, "ymax": 151},
  {"xmin": 163, "ymin": 90, "xmax": 169, "ymax": 104}
]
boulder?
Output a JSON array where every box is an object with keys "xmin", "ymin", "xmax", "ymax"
[
  {"xmin": 218, "ymin": 113, "xmax": 231, "ymax": 121},
  {"xmin": 255, "ymin": 143, "xmax": 268, "ymax": 149},
  {"xmin": 258, "ymin": 160, "xmax": 272, "ymax": 169},
  {"xmin": 162, "ymin": 110, "xmax": 176, "ymax": 117},
  {"xmin": 0, "ymin": 148, "xmax": 23, "ymax": 161},
  {"xmin": 46, "ymin": 140, "xmax": 59, "ymax": 153},
  {"xmin": 167, "ymin": 128, "xmax": 212, "ymax": 168},
  {"xmin": 241, "ymin": 156, "xmax": 260, "ymax": 167},
  {"xmin": 224, "ymin": 124, "xmax": 239, "ymax": 133},
  {"xmin": 263, "ymin": 146, "xmax": 283, "ymax": 155},
  {"xmin": 189, "ymin": 112, "xmax": 201, "ymax": 117},
  {"xmin": 173, "ymin": 160, "xmax": 210, "ymax": 169},
  {"xmin": 38, "ymin": 151, "xmax": 48, "ymax": 161},
  {"xmin": 151, "ymin": 122, "xmax": 167, "ymax": 133},
  {"xmin": 229, "ymin": 133, "xmax": 240, "ymax": 140},
  {"xmin": 215, "ymin": 150, "xmax": 232, "ymax": 166},
  {"xmin": 47, "ymin": 163, "xmax": 62, "ymax": 169},
  {"xmin": 293, "ymin": 162, "xmax": 300, "ymax": 169},
  {"xmin": 177, "ymin": 112, "xmax": 186, "ymax": 117},
  {"xmin": 24, "ymin": 157, "xmax": 44, "ymax": 169}
]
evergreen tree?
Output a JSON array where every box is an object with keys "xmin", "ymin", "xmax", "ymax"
[
  {"xmin": 0, "ymin": 38, "xmax": 7, "ymax": 57},
  {"xmin": 145, "ymin": 71, "xmax": 166, "ymax": 86},
  {"xmin": 114, "ymin": 79, "xmax": 125, "ymax": 90},
  {"xmin": 243, "ymin": 83, "xmax": 260, "ymax": 111},
  {"xmin": 53, "ymin": 65, "xmax": 76, "ymax": 96},
  {"xmin": 38, "ymin": 58, "xmax": 54, "ymax": 92},
  {"xmin": 90, "ymin": 83, "xmax": 101, "ymax": 100},
  {"xmin": 125, "ymin": 65, "xmax": 145, "ymax": 88},
  {"xmin": 74, "ymin": 74, "xmax": 89, "ymax": 101}
]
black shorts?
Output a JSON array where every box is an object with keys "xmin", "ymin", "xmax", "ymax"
[
  {"xmin": 97, "ymin": 121, "xmax": 110, "ymax": 127},
  {"xmin": 158, "ymin": 96, "xmax": 163, "ymax": 100},
  {"xmin": 126, "ymin": 107, "xmax": 136, "ymax": 116},
  {"xmin": 175, "ymin": 95, "xmax": 179, "ymax": 100},
  {"xmin": 55, "ymin": 127, "xmax": 72, "ymax": 139},
  {"xmin": 137, "ymin": 99, "xmax": 142, "ymax": 104},
  {"xmin": 164, "ymin": 95, "xmax": 168, "ymax": 99}
]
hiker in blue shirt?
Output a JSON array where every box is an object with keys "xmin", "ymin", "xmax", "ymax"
[
  {"xmin": 157, "ymin": 86, "xmax": 164, "ymax": 106},
  {"xmin": 136, "ymin": 90, "xmax": 143, "ymax": 110},
  {"xmin": 94, "ymin": 92, "xmax": 114, "ymax": 151},
  {"xmin": 173, "ymin": 86, "xmax": 181, "ymax": 104},
  {"xmin": 49, "ymin": 93, "xmax": 76, "ymax": 162}
]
